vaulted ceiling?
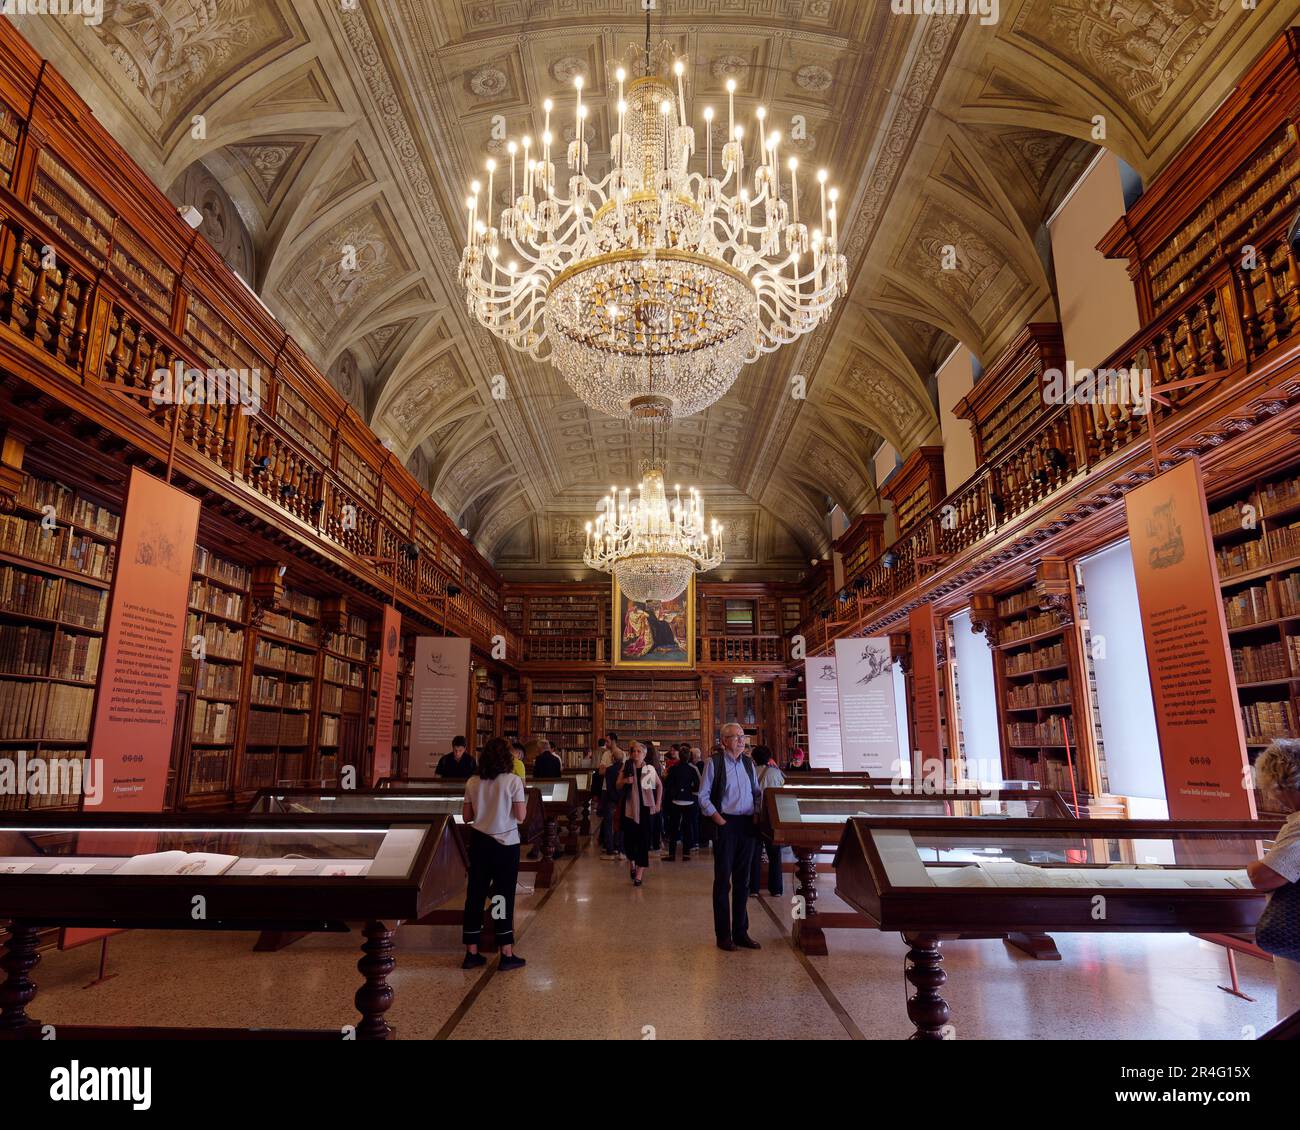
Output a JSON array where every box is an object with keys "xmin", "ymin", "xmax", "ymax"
[{"xmin": 17, "ymin": 1, "xmax": 1294, "ymax": 578}]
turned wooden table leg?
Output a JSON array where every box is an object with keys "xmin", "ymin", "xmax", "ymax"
[
  {"xmin": 564, "ymin": 811, "xmax": 579, "ymax": 855},
  {"xmin": 533, "ymin": 821, "xmax": 557, "ymax": 889},
  {"xmin": 354, "ymin": 920, "xmax": 396, "ymax": 1041},
  {"xmin": 0, "ymin": 921, "xmax": 41, "ymax": 1031},
  {"xmin": 902, "ymin": 932, "xmax": 951, "ymax": 1040},
  {"xmin": 790, "ymin": 848, "xmax": 828, "ymax": 956},
  {"xmin": 579, "ymin": 798, "xmax": 591, "ymax": 837}
]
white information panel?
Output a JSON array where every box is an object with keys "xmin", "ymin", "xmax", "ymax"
[
  {"xmin": 834, "ymin": 637, "xmax": 901, "ymax": 775},
  {"xmin": 804, "ymin": 655, "xmax": 843, "ymax": 771}
]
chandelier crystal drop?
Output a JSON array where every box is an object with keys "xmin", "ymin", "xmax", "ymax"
[
  {"xmin": 458, "ymin": 42, "xmax": 848, "ymax": 426},
  {"xmin": 584, "ymin": 464, "xmax": 724, "ymax": 603}
]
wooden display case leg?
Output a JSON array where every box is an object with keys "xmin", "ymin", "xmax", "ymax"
[
  {"xmin": 579, "ymin": 799, "xmax": 592, "ymax": 837},
  {"xmin": 564, "ymin": 813, "xmax": 580, "ymax": 855},
  {"xmin": 354, "ymin": 920, "xmax": 396, "ymax": 1041},
  {"xmin": 790, "ymin": 848, "xmax": 828, "ymax": 956},
  {"xmin": 0, "ymin": 921, "xmax": 41, "ymax": 1031},
  {"xmin": 1003, "ymin": 932, "xmax": 1061, "ymax": 961},
  {"xmin": 903, "ymin": 933, "xmax": 951, "ymax": 1041},
  {"xmin": 544, "ymin": 817, "xmax": 562, "ymax": 859},
  {"xmin": 1217, "ymin": 948, "xmax": 1255, "ymax": 1002}
]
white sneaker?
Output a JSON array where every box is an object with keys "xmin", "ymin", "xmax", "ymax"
[{"xmin": 600, "ymin": 852, "xmax": 617, "ymax": 860}]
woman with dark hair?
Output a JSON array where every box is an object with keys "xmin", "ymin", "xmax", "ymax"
[
  {"xmin": 644, "ymin": 741, "xmax": 664, "ymax": 850},
  {"xmin": 617, "ymin": 741, "xmax": 663, "ymax": 886},
  {"xmin": 461, "ymin": 736, "xmax": 528, "ymax": 971}
]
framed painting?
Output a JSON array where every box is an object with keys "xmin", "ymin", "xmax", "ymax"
[{"xmin": 612, "ymin": 576, "xmax": 695, "ymax": 668}]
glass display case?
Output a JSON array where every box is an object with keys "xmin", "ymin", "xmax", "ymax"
[
  {"xmin": 0, "ymin": 813, "xmax": 463, "ymax": 1039},
  {"xmin": 834, "ymin": 817, "xmax": 1283, "ymax": 1039},
  {"xmin": 374, "ymin": 778, "xmax": 558, "ymax": 885},
  {"xmin": 763, "ymin": 787, "xmax": 1073, "ymax": 957}
]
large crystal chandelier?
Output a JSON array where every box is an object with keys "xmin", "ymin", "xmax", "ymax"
[
  {"xmin": 458, "ymin": 28, "xmax": 848, "ymax": 428},
  {"xmin": 584, "ymin": 459, "xmax": 724, "ymax": 603}
]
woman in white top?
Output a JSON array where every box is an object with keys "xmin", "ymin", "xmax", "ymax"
[
  {"xmin": 461, "ymin": 737, "xmax": 529, "ymax": 971},
  {"xmin": 1248, "ymin": 739, "xmax": 1300, "ymax": 1022}
]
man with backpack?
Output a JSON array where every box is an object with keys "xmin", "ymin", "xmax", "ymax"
[
  {"xmin": 662, "ymin": 746, "xmax": 701, "ymax": 861},
  {"xmin": 697, "ymin": 722, "xmax": 762, "ymax": 950}
]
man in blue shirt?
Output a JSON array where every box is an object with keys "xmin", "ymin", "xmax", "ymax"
[{"xmin": 698, "ymin": 722, "xmax": 763, "ymax": 950}]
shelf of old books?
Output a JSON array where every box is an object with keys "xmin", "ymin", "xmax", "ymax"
[
  {"xmin": 992, "ymin": 582, "xmax": 1083, "ymax": 794},
  {"xmin": 318, "ymin": 612, "xmax": 368, "ymax": 784},
  {"xmin": 604, "ymin": 677, "xmax": 701, "ymax": 750},
  {"xmin": 475, "ymin": 671, "xmax": 500, "ymax": 752},
  {"xmin": 529, "ymin": 679, "xmax": 593, "ymax": 757},
  {"xmin": 501, "ymin": 675, "xmax": 522, "ymax": 744},
  {"xmin": 0, "ymin": 473, "xmax": 119, "ymax": 812},
  {"xmin": 243, "ymin": 588, "xmax": 321, "ymax": 792},
  {"xmin": 1210, "ymin": 465, "xmax": 1300, "ymax": 776},
  {"xmin": 185, "ymin": 545, "xmax": 251, "ymax": 800}
]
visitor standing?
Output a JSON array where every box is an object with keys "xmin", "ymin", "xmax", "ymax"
[
  {"xmin": 749, "ymin": 746, "xmax": 785, "ymax": 897},
  {"xmin": 697, "ymin": 723, "xmax": 762, "ymax": 950},
  {"xmin": 617, "ymin": 740, "xmax": 662, "ymax": 886},
  {"xmin": 663, "ymin": 749, "xmax": 701, "ymax": 860},
  {"xmin": 461, "ymin": 737, "xmax": 528, "ymax": 971}
]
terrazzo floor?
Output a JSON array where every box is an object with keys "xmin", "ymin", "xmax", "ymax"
[{"xmin": 22, "ymin": 836, "xmax": 1284, "ymax": 1040}]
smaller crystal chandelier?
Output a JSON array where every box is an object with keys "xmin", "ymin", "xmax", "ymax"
[{"xmin": 584, "ymin": 460, "xmax": 723, "ymax": 603}]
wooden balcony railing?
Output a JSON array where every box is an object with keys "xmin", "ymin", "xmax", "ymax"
[
  {"xmin": 804, "ymin": 237, "xmax": 1300, "ymax": 649},
  {"xmin": 705, "ymin": 635, "xmax": 785, "ymax": 665},
  {"xmin": 0, "ymin": 194, "xmax": 510, "ymax": 655}
]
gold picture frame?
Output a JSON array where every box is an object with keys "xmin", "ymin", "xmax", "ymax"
[{"xmin": 611, "ymin": 575, "xmax": 695, "ymax": 668}]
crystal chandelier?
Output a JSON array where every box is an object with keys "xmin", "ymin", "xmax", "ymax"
[
  {"xmin": 458, "ymin": 27, "xmax": 848, "ymax": 428},
  {"xmin": 584, "ymin": 460, "xmax": 724, "ymax": 603}
]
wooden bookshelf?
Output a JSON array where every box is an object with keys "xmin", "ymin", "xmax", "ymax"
[
  {"xmin": 604, "ymin": 677, "xmax": 701, "ymax": 750},
  {"xmin": 475, "ymin": 669, "xmax": 500, "ymax": 752},
  {"xmin": 501, "ymin": 675, "xmax": 522, "ymax": 744},
  {"xmin": 242, "ymin": 588, "xmax": 320, "ymax": 791},
  {"xmin": 0, "ymin": 473, "xmax": 118, "ymax": 811},
  {"xmin": 184, "ymin": 544, "xmax": 250, "ymax": 800},
  {"xmin": 319, "ymin": 611, "xmax": 369, "ymax": 785},
  {"xmin": 1211, "ymin": 464, "xmax": 1300, "ymax": 790},
  {"xmin": 990, "ymin": 576, "xmax": 1084, "ymax": 793},
  {"xmin": 529, "ymin": 678, "xmax": 593, "ymax": 755}
]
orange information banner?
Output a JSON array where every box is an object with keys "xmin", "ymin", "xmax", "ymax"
[
  {"xmin": 909, "ymin": 604, "xmax": 944, "ymax": 781},
  {"xmin": 1126, "ymin": 457, "xmax": 1255, "ymax": 820},
  {"xmin": 89, "ymin": 467, "xmax": 200, "ymax": 811},
  {"xmin": 371, "ymin": 604, "xmax": 401, "ymax": 784},
  {"xmin": 64, "ymin": 469, "xmax": 200, "ymax": 948}
]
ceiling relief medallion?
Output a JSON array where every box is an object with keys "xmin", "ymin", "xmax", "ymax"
[
  {"xmin": 1018, "ymin": 0, "xmax": 1231, "ymax": 120},
  {"xmin": 794, "ymin": 63, "xmax": 833, "ymax": 92},
  {"xmin": 468, "ymin": 65, "xmax": 510, "ymax": 99},
  {"xmin": 710, "ymin": 54, "xmax": 749, "ymax": 80},
  {"xmin": 550, "ymin": 56, "xmax": 588, "ymax": 85}
]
